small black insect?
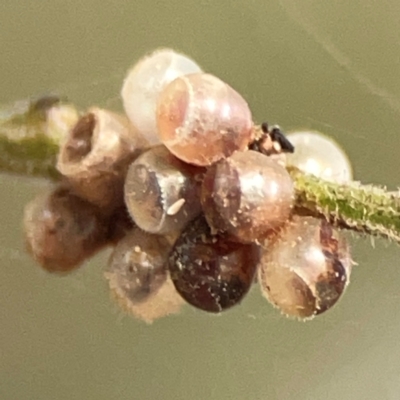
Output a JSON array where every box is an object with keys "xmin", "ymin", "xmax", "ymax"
[
  {"xmin": 249, "ymin": 122, "xmax": 295, "ymax": 155},
  {"xmin": 264, "ymin": 123, "xmax": 295, "ymax": 153}
]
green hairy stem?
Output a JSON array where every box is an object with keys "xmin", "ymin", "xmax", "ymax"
[{"xmin": 290, "ymin": 168, "xmax": 400, "ymax": 243}]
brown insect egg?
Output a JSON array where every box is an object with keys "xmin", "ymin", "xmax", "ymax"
[
  {"xmin": 201, "ymin": 150, "xmax": 294, "ymax": 243},
  {"xmin": 258, "ymin": 216, "xmax": 352, "ymax": 319},
  {"xmin": 156, "ymin": 73, "xmax": 253, "ymax": 166},
  {"xmin": 168, "ymin": 216, "xmax": 260, "ymax": 313},
  {"xmin": 23, "ymin": 185, "xmax": 108, "ymax": 273},
  {"xmin": 105, "ymin": 228, "xmax": 183, "ymax": 323},
  {"xmin": 124, "ymin": 145, "xmax": 204, "ymax": 235},
  {"xmin": 106, "ymin": 227, "xmax": 170, "ymax": 303},
  {"xmin": 57, "ymin": 108, "xmax": 149, "ymax": 213}
]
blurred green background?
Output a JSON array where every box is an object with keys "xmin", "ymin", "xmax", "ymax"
[{"xmin": 1, "ymin": 1, "xmax": 400, "ymax": 399}]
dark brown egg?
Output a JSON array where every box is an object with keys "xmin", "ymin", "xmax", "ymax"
[
  {"xmin": 258, "ymin": 216, "xmax": 352, "ymax": 319},
  {"xmin": 23, "ymin": 185, "xmax": 108, "ymax": 273},
  {"xmin": 168, "ymin": 216, "xmax": 260, "ymax": 313}
]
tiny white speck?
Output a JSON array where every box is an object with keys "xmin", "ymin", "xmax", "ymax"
[{"xmin": 167, "ymin": 198, "xmax": 185, "ymax": 215}]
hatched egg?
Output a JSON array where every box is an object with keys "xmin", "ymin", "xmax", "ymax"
[
  {"xmin": 121, "ymin": 48, "xmax": 202, "ymax": 144},
  {"xmin": 57, "ymin": 108, "xmax": 148, "ymax": 213}
]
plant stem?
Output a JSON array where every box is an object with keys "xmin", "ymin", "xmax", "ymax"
[
  {"xmin": 290, "ymin": 167, "xmax": 400, "ymax": 243},
  {"xmin": 0, "ymin": 95, "xmax": 79, "ymax": 179},
  {"xmin": 1, "ymin": 96, "xmax": 399, "ymax": 243}
]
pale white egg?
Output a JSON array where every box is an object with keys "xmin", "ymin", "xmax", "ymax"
[
  {"xmin": 286, "ymin": 131, "xmax": 353, "ymax": 183},
  {"xmin": 121, "ymin": 48, "xmax": 202, "ymax": 144}
]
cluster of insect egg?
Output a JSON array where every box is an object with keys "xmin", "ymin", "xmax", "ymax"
[{"xmin": 23, "ymin": 48, "xmax": 354, "ymax": 323}]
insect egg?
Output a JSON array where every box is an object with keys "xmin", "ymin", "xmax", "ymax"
[
  {"xmin": 258, "ymin": 216, "xmax": 352, "ymax": 319},
  {"xmin": 156, "ymin": 73, "xmax": 254, "ymax": 166},
  {"xmin": 285, "ymin": 131, "xmax": 353, "ymax": 183},
  {"xmin": 23, "ymin": 185, "xmax": 108, "ymax": 273},
  {"xmin": 124, "ymin": 145, "xmax": 204, "ymax": 235},
  {"xmin": 106, "ymin": 227, "xmax": 170, "ymax": 303},
  {"xmin": 121, "ymin": 48, "xmax": 202, "ymax": 144},
  {"xmin": 105, "ymin": 228, "xmax": 183, "ymax": 323},
  {"xmin": 57, "ymin": 108, "xmax": 148, "ymax": 213},
  {"xmin": 168, "ymin": 216, "xmax": 260, "ymax": 313},
  {"xmin": 201, "ymin": 150, "xmax": 294, "ymax": 242}
]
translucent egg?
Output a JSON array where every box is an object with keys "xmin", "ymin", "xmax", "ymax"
[
  {"xmin": 121, "ymin": 48, "xmax": 202, "ymax": 144},
  {"xmin": 156, "ymin": 73, "xmax": 253, "ymax": 166},
  {"xmin": 258, "ymin": 216, "xmax": 352, "ymax": 319},
  {"xmin": 286, "ymin": 131, "xmax": 353, "ymax": 183},
  {"xmin": 201, "ymin": 150, "xmax": 294, "ymax": 242},
  {"xmin": 105, "ymin": 228, "xmax": 183, "ymax": 323},
  {"xmin": 106, "ymin": 228, "xmax": 170, "ymax": 303},
  {"xmin": 124, "ymin": 145, "xmax": 204, "ymax": 234}
]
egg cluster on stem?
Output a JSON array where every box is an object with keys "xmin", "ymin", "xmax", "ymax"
[{"xmin": 1, "ymin": 48, "xmax": 397, "ymax": 322}]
